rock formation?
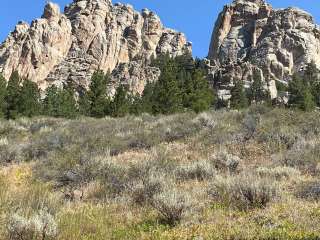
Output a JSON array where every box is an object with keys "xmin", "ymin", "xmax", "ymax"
[
  {"xmin": 0, "ymin": 0, "xmax": 191, "ymax": 93},
  {"xmin": 207, "ymin": 0, "xmax": 320, "ymax": 100}
]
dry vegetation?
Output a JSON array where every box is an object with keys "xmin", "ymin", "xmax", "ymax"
[{"xmin": 1, "ymin": 106, "xmax": 320, "ymax": 239}]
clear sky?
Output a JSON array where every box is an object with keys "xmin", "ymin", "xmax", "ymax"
[{"xmin": 1, "ymin": 0, "xmax": 320, "ymax": 58}]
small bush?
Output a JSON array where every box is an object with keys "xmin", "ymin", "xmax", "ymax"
[
  {"xmin": 296, "ymin": 181, "xmax": 320, "ymax": 200},
  {"xmin": 209, "ymin": 174, "xmax": 278, "ymax": 210},
  {"xmin": 174, "ymin": 160, "xmax": 215, "ymax": 181},
  {"xmin": 7, "ymin": 210, "xmax": 58, "ymax": 240},
  {"xmin": 150, "ymin": 186, "xmax": 191, "ymax": 225},
  {"xmin": 211, "ymin": 150, "xmax": 240, "ymax": 173},
  {"xmin": 193, "ymin": 112, "xmax": 216, "ymax": 129},
  {"xmin": 129, "ymin": 173, "xmax": 164, "ymax": 206},
  {"xmin": 256, "ymin": 166, "xmax": 300, "ymax": 180}
]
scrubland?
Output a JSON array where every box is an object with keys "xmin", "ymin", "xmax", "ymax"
[{"xmin": 1, "ymin": 106, "xmax": 320, "ymax": 239}]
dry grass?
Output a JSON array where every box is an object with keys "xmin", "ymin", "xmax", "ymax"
[{"xmin": 1, "ymin": 107, "xmax": 320, "ymax": 239}]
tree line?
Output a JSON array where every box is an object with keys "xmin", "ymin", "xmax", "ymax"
[
  {"xmin": 0, "ymin": 56, "xmax": 319, "ymax": 120},
  {"xmin": 219, "ymin": 61, "xmax": 320, "ymax": 112},
  {"xmin": 0, "ymin": 54, "xmax": 215, "ymax": 119}
]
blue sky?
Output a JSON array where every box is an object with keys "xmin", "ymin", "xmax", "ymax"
[{"xmin": 1, "ymin": 0, "xmax": 320, "ymax": 57}]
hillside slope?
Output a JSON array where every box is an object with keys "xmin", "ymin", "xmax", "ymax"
[{"xmin": 1, "ymin": 107, "xmax": 320, "ymax": 239}]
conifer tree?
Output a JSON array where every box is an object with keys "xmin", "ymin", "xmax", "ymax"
[
  {"xmin": 140, "ymin": 81, "xmax": 156, "ymax": 114},
  {"xmin": 78, "ymin": 91, "xmax": 91, "ymax": 116},
  {"xmin": 248, "ymin": 73, "xmax": 268, "ymax": 104},
  {"xmin": 58, "ymin": 83, "xmax": 78, "ymax": 119},
  {"xmin": 0, "ymin": 74, "xmax": 7, "ymax": 118},
  {"xmin": 18, "ymin": 79, "xmax": 41, "ymax": 117},
  {"xmin": 305, "ymin": 62, "xmax": 320, "ymax": 107},
  {"xmin": 87, "ymin": 70, "xmax": 110, "ymax": 118},
  {"xmin": 184, "ymin": 69, "xmax": 215, "ymax": 113},
  {"xmin": 129, "ymin": 95, "xmax": 143, "ymax": 116},
  {"xmin": 305, "ymin": 61, "xmax": 319, "ymax": 83},
  {"xmin": 230, "ymin": 80, "xmax": 248, "ymax": 110},
  {"xmin": 5, "ymin": 71, "xmax": 21, "ymax": 119},
  {"xmin": 43, "ymin": 85, "xmax": 60, "ymax": 117},
  {"xmin": 288, "ymin": 73, "xmax": 315, "ymax": 111},
  {"xmin": 152, "ymin": 56, "xmax": 183, "ymax": 114},
  {"xmin": 111, "ymin": 85, "xmax": 130, "ymax": 117}
]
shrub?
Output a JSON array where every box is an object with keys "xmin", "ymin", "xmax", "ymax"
[
  {"xmin": 282, "ymin": 140, "xmax": 320, "ymax": 174},
  {"xmin": 192, "ymin": 112, "xmax": 216, "ymax": 129},
  {"xmin": 150, "ymin": 186, "xmax": 191, "ymax": 225},
  {"xmin": 129, "ymin": 172, "xmax": 164, "ymax": 206},
  {"xmin": 256, "ymin": 166, "xmax": 300, "ymax": 180},
  {"xmin": 7, "ymin": 210, "xmax": 58, "ymax": 240},
  {"xmin": 296, "ymin": 181, "xmax": 320, "ymax": 200},
  {"xmin": 209, "ymin": 174, "xmax": 278, "ymax": 210},
  {"xmin": 211, "ymin": 150, "xmax": 240, "ymax": 173},
  {"xmin": 174, "ymin": 160, "xmax": 215, "ymax": 181}
]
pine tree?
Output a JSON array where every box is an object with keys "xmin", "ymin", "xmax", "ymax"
[
  {"xmin": 58, "ymin": 83, "xmax": 78, "ymax": 119},
  {"xmin": 230, "ymin": 80, "xmax": 248, "ymax": 110},
  {"xmin": 42, "ymin": 84, "xmax": 77, "ymax": 118},
  {"xmin": 301, "ymin": 88, "xmax": 316, "ymax": 111},
  {"xmin": 305, "ymin": 62, "xmax": 320, "ymax": 107},
  {"xmin": 152, "ymin": 56, "xmax": 183, "ymax": 114},
  {"xmin": 78, "ymin": 91, "xmax": 91, "ymax": 116},
  {"xmin": 248, "ymin": 73, "xmax": 268, "ymax": 104},
  {"xmin": 288, "ymin": 73, "xmax": 316, "ymax": 111},
  {"xmin": 129, "ymin": 95, "xmax": 143, "ymax": 116},
  {"xmin": 18, "ymin": 79, "xmax": 41, "ymax": 117},
  {"xmin": 305, "ymin": 61, "xmax": 319, "ymax": 83},
  {"xmin": 43, "ymin": 85, "xmax": 60, "ymax": 117},
  {"xmin": 88, "ymin": 70, "xmax": 110, "ymax": 118},
  {"xmin": 140, "ymin": 81, "xmax": 156, "ymax": 114},
  {"xmin": 5, "ymin": 71, "xmax": 21, "ymax": 119},
  {"xmin": 311, "ymin": 81, "xmax": 320, "ymax": 107},
  {"xmin": 111, "ymin": 85, "xmax": 130, "ymax": 117},
  {"xmin": 184, "ymin": 69, "xmax": 215, "ymax": 113},
  {"xmin": 0, "ymin": 74, "xmax": 7, "ymax": 118}
]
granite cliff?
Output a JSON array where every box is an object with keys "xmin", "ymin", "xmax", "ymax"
[
  {"xmin": 0, "ymin": 0, "xmax": 191, "ymax": 94},
  {"xmin": 207, "ymin": 0, "xmax": 320, "ymax": 100}
]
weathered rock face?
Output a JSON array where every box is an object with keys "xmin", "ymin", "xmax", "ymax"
[
  {"xmin": 208, "ymin": 0, "xmax": 320, "ymax": 99},
  {"xmin": 0, "ymin": 3, "xmax": 72, "ymax": 89},
  {"xmin": 0, "ymin": 0, "xmax": 191, "ymax": 92}
]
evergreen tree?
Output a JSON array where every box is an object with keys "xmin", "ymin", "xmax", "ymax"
[
  {"xmin": 78, "ymin": 91, "xmax": 91, "ymax": 116},
  {"xmin": 111, "ymin": 85, "xmax": 130, "ymax": 117},
  {"xmin": 87, "ymin": 70, "xmax": 110, "ymax": 118},
  {"xmin": 305, "ymin": 61, "xmax": 319, "ymax": 83},
  {"xmin": 311, "ymin": 81, "xmax": 320, "ymax": 107},
  {"xmin": 140, "ymin": 81, "xmax": 156, "ymax": 114},
  {"xmin": 184, "ymin": 69, "xmax": 215, "ymax": 113},
  {"xmin": 230, "ymin": 80, "xmax": 248, "ymax": 110},
  {"xmin": 305, "ymin": 62, "xmax": 320, "ymax": 107},
  {"xmin": 288, "ymin": 73, "xmax": 315, "ymax": 111},
  {"xmin": 18, "ymin": 79, "xmax": 41, "ymax": 117},
  {"xmin": 43, "ymin": 85, "xmax": 60, "ymax": 117},
  {"xmin": 5, "ymin": 71, "xmax": 21, "ymax": 119},
  {"xmin": 0, "ymin": 74, "xmax": 7, "ymax": 118},
  {"xmin": 301, "ymin": 88, "xmax": 316, "ymax": 111},
  {"xmin": 248, "ymin": 73, "xmax": 269, "ymax": 104},
  {"xmin": 152, "ymin": 56, "xmax": 183, "ymax": 114},
  {"xmin": 129, "ymin": 95, "xmax": 143, "ymax": 116},
  {"xmin": 58, "ymin": 83, "xmax": 78, "ymax": 119}
]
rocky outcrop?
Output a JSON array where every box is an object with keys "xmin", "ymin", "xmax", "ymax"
[
  {"xmin": 208, "ymin": 0, "xmax": 320, "ymax": 99},
  {"xmin": 0, "ymin": 0, "xmax": 191, "ymax": 92},
  {"xmin": 0, "ymin": 3, "xmax": 72, "ymax": 89}
]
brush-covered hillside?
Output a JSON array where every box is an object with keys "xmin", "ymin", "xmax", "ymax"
[{"xmin": 1, "ymin": 106, "xmax": 320, "ymax": 240}]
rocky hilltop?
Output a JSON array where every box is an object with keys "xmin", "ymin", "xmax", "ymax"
[
  {"xmin": 0, "ymin": 0, "xmax": 191, "ymax": 93},
  {"xmin": 208, "ymin": 0, "xmax": 320, "ymax": 100}
]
